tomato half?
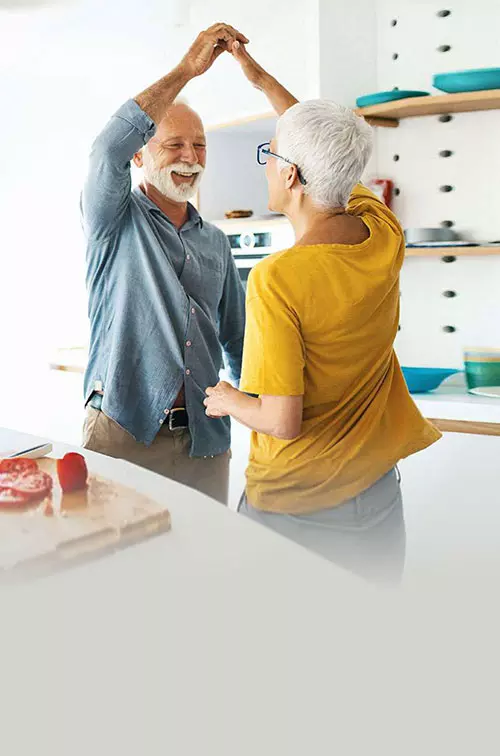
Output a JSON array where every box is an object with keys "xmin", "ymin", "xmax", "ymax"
[{"xmin": 56, "ymin": 453, "xmax": 88, "ymax": 493}]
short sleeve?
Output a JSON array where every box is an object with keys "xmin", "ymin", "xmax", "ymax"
[
  {"xmin": 348, "ymin": 183, "xmax": 404, "ymax": 238},
  {"xmin": 239, "ymin": 263, "xmax": 305, "ymax": 396}
]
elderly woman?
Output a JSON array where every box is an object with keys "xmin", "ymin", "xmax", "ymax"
[{"xmin": 205, "ymin": 43, "xmax": 441, "ymax": 582}]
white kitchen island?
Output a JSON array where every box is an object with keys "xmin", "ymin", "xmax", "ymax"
[{"xmin": 1, "ymin": 427, "xmax": 499, "ymax": 755}]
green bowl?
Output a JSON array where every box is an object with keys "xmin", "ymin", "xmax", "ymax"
[{"xmin": 464, "ymin": 348, "xmax": 500, "ymax": 390}]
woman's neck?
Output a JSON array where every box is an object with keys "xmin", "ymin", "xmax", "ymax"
[
  {"xmin": 287, "ymin": 204, "xmax": 347, "ymax": 244},
  {"xmin": 286, "ymin": 202, "xmax": 370, "ymax": 247}
]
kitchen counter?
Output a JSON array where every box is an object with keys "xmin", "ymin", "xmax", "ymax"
[
  {"xmin": 1, "ymin": 426, "xmax": 499, "ymax": 755},
  {"xmin": 413, "ymin": 384, "xmax": 500, "ymax": 435}
]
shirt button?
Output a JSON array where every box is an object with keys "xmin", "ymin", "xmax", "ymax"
[
  {"xmin": 164, "ymin": 409, "xmax": 170, "ymax": 415},
  {"xmin": 186, "ymin": 254, "xmax": 191, "ymax": 261},
  {"xmin": 191, "ymin": 308, "xmax": 195, "ymax": 314},
  {"xmin": 186, "ymin": 340, "xmax": 192, "ymax": 347},
  {"xmin": 186, "ymin": 368, "xmax": 191, "ymax": 375}
]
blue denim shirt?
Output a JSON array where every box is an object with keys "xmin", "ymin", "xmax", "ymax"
[{"xmin": 81, "ymin": 99, "xmax": 246, "ymax": 456}]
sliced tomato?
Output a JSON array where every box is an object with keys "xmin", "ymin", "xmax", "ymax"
[
  {"xmin": 0, "ymin": 458, "xmax": 38, "ymax": 475},
  {"xmin": 0, "ymin": 471, "xmax": 52, "ymax": 499},
  {"xmin": 0, "ymin": 488, "xmax": 31, "ymax": 508},
  {"xmin": 10, "ymin": 471, "xmax": 53, "ymax": 499},
  {"xmin": 0, "ymin": 472, "xmax": 31, "ymax": 496},
  {"xmin": 57, "ymin": 453, "xmax": 88, "ymax": 493}
]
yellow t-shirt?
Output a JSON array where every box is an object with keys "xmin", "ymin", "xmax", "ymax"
[{"xmin": 239, "ymin": 184, "xmax": 441, "ymax": 514}]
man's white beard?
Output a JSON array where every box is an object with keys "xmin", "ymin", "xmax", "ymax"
[{"xmin": 141, "ymin": 146, "xmax": 204, "ymax": 203}]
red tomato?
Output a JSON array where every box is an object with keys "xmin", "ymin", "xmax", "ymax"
[
  {"xmin": 0, "ymin": 488, "xmax": 31, "ymax": 508},
  {"xmin": 0, "ymin": 458, "xmax": 38, "ymax": 475},
  {"xmin": 0, "ymin": 470, "xmax": 52, "ymax": 499},
  {"xmin": 56, "ymin": 453, "xmax": 88, "ymax": 493},
  {"xmin": 11, "ymin": 472, "xmax": 52, "ymax": 498}
]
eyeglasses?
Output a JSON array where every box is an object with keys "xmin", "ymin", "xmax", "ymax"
[{"xmin": 257, "ymin": 142, "xmax": 307, "ymax": 185}]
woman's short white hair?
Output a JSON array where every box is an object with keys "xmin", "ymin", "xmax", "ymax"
[{"xmin": 276, "ymin": 100, "xmax": 373, "ymax": 208}]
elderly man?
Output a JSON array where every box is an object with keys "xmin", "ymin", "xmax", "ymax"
[{"xmin": 81, "ymin": 24, "xmax": 248, "ymax": 504}]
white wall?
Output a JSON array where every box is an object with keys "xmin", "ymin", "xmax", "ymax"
[
  {"xmin": 318, "ymin": 0, "xmax": 378, "ymax": 105},
  {"xmin": 373, "ymin": 0, "xmax": 500, "ymax": 368},
  {"xmin": 180, "ymin": 0, "xmax": 320, "ymax": 125}
]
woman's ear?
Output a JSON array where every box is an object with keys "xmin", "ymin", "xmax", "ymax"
[{"xmin": 285, "ymin": 164, "xmax": 299, "ymax": 190}]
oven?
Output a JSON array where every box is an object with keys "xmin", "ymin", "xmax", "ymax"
[{"xmin": 213, "ymin": 217, "xmax": 295, "ymax": 289}]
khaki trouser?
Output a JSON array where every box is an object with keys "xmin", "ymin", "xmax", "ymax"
[{"xmin": 83, "ymin": 407, "xmax": 230, "ymax": 505}]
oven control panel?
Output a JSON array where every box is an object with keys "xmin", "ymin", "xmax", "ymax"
[{"xmin": 227, "ymin": 232, "xmax": 272, "ymax": 251}]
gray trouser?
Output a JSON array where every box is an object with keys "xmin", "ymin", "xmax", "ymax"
[
  {"xmin": 238, "ymin": 469, "xmax": 405, "ymax": 584},
  {"xmin": 83, "ymin": 407, "xmax": 230, "ymax": 505}
]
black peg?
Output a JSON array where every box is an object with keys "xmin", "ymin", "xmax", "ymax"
[
  {"xmin": 442, "ymin": 325, "xmax": 457, "ymax": 333},
  {"xmin": 437, "ymin": 44, "xmax": 452, "ymax": 52},
  {"xmin": 439, "ymin": 149, "xmax": 453, "ymax": 158},
  {"xmin": 393, "ymin": 154, "xmax": 400, "ymax": 161},
  {"xmin": 437, "ymin": 9, "xmax": 451, "ymax": 17},
  {"xmin": 394, "ymin": 187, "xmax": 401, "ymax": 196},
  {"xmin": 391, "ymin": 18, "xmax": 398, "ymax": 26},
  {"xmin": 442, "ymin": 255, "xmax": 456, "ymax": 263},
  {"xmin": 441, "ymin": 220, "xmax": 455, "ymax": 227},
  {"xmin": 440, "ymin": 184, "xmax": 454, "ymax": 192},
  {"xmin": 443, "ymin": 290, "xmax": 457, "ymax": 298},
  {"xmin": 439, "ymin": 114, "xmax": 453, "ymax": 123},
  {"xmin": 392, "ymin": 52, "xmax": 399, "ymax": 60}
]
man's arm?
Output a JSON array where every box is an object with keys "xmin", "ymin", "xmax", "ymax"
[
  {"xmin": 218, "ymin": 245, "xmax": 246, "ymax": 384},
  {"xmin": 81, "ymin": 100, "xmax": 155, "ymax": 241},
  {"xmin": 230, "ymin": 41, "xmax": 298, "ymax": 115},
  {"xmin": 82, "ymin": 24, "xmax": 248, "ymax": 241}
]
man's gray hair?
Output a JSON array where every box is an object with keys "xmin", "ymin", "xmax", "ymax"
[{"xmin": 276, "ymin": 100, "xmax": 373, "ymax": 208}]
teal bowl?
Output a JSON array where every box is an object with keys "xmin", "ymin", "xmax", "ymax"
[
  {"xmin": 356, "ymin": 90, "xmax": 430, "ymax": 108},
  {"xmin": 401, "ymin": 367, "xmax": 461, "ymax": 394},
  {"xmin": 463, "ymin": 348, "xmax": 500, "ymax": 390},
  {"xmin": 433, "ymin": 68, "xmax": 500, "ymax": 93}
]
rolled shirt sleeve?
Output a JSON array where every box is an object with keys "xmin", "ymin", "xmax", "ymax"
[{"xmin": 81, "ymin": 99, "xmax": 157, "ymax": 241}]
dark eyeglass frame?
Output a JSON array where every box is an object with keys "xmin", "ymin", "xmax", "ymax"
[{"xmin": 257, "ymin": 142, "xmax": 307, "ymax": 185}]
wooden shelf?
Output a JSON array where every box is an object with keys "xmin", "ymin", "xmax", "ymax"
[
  {"xmin": 405, "ymin": 246, "xmax": 500, "ymax": 258},
  {"xmin": 357, "ymin": 89, "xmax": 500, "ymax": 127},
  {"xmin": 428, "ymin": 418, "xmax": 500, "ymax": 437}
]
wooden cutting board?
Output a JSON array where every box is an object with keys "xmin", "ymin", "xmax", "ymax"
[{"xmin": 0, "ymin": 458, "xmax": 171, "ymax": 582}]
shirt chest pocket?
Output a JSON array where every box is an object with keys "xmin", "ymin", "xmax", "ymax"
[
  {"xmin": 195, "ymin": 247, "xmax": 225, "ymax": 275},
  {"xmin": 184, "ymin": 250, "xmax": 226, "ymax": 310}
]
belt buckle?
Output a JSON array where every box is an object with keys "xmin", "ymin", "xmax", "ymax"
[{"xmin": 168, "ymin": 407, "xmax": 187, "ymax": 431}]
